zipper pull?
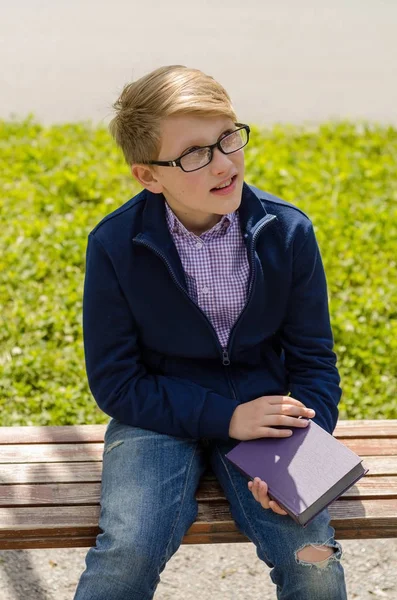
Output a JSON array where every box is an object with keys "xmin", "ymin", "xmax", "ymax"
[{"xmin": 222, "ymin": 350, "xmax": 231, "ymax": 366}]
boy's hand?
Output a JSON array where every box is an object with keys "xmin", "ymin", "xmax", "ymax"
[
  {"xmin": 248, "ymin": 477, "xmax": 288, "ymax": 515},
  {"xmin": 228, "ymin": 395, "xmax": 315, "ymax": 440}
]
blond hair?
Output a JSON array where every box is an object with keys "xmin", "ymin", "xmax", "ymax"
[{"xmin": 108, "ymin": 65, "xmax": 237, "ymax": 165}]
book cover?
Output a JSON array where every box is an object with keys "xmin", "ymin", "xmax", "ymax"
[{"xmin": 225, "ymin": 420, "xmax": 369, "ymax": 527}]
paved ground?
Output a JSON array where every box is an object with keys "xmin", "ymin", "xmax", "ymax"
[
  {"xmin": 0, "ymin": 539, "xmax": 396, "ymax": 599},
  {"xmin": 1, "ymin": 0, "xmax": 397, "ymax": 126}
]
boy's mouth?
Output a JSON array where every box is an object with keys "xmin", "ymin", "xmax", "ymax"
[{"xmin": 210, "ymin": 174, "xmax": 238, "ymax": 195}]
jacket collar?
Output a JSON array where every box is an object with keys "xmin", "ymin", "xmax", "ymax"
[
  {"xmin": 139, "ymin": 182, "xmax": 270, "ymax": 236},
  {"xmin": 132, "ymin": 182, "xmax": 275, "ymax": 289},
  {"xmin": 238, "ymin": 182, "xmax": 270, "ymax": 239}
]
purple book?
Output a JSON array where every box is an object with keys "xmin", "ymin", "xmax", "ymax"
[{"xmin": 225, "ymin": 420, "xmax": 369, "ymax": 527}]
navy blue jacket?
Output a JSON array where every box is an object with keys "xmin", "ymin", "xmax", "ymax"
[{"xmin": 83, "ymin": 183, "xmax": 342, "ymax": 439}]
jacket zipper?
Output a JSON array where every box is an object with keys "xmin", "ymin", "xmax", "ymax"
[
  {"xmin": 226, "ymin": 214, "xmax": 277, "ymax": 354},
  {"xmin": 133, "ymin": 213, "xmax": 276, "ymax": 403},
  {"xmin": 221, "ymin": 349, "xmax": 236, "ymax": 400}
]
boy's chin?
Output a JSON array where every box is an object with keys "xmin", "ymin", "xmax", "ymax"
[{"xmin": 214, "ymin": 192, "xmax": 242, "ymax": 214}]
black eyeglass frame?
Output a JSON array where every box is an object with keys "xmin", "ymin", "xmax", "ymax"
[{"xmin": 147, "ymin": 123, "xmax": 250, "ymax": 173}]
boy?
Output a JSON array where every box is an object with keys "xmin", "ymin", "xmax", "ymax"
[{"xmin": 74, "ymin": 65, "xmax": 347, "ymax": 599}]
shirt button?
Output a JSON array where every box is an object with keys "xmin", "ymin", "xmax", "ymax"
[
  {"xmin": 196, "ymin": 241, "xmax": 203, "ymax": 249},
  {"xmin": 202, "ymin": 286, "xmax": 210, "ymax": 295}
]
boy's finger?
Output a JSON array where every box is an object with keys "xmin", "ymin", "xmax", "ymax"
[
  {"xmin": 250, "ymin": 479, "xmax": 283, "ymax": 513},
  {"xmin": 250, "ymin": 478, "xmax": 266, "ymax": 504},
  {"xmin": 248, "ymin": 479, "xmax": 260, "ymax": 503},
  {"xmin": 269, "ymin": 396, "xmax": 306, "ymax": 407},
  {"xmin": 254, "ymin": 479, "xmax": 287, "ymax": 514},
  {"xmin": 269, "ymin": 500, "xmax": 288, "ymax": 515},
  {"xmin": 258, "ymin": 480, "xmax": 272, "ymax": 509},
  {"xmin": 258, "ymin": 480, "xmax": 269, "ymax": 498}
]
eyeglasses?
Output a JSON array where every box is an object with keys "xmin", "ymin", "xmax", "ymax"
[{"xmin": 148, "ymin": 123, "xmax": 250, "ymax": 173}]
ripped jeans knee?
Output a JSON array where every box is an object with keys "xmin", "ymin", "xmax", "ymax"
[{"xmin": 295, "ymin": 536, "xmax": 343, "ymax": 570}]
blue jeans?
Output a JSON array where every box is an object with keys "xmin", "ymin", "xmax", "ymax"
[{"xmin": 74, "ymin": 419, "xmax": 347, "ymax": 599}]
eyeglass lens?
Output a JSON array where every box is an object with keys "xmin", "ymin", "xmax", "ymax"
[
  {"xmin": 180, "ymin": 147, "xmax": 212, "ymax": 172},
  {"xmin": 180, "ymin": 127, "xmax": 248, "ymax": 172}
]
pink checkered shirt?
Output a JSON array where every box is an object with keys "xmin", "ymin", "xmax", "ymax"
[{"xmin": 165, "ymin": 202, "xmax": 250, "ymax": 349}]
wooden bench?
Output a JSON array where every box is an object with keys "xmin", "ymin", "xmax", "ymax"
[{"xmin": 0, "ymin": 420, "xmax": 396, "ymax": 549}]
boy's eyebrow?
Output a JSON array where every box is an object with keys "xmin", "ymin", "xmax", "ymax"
[{"xmin": 179, "ymin": 126, "xmax": 235, "ymax": 155}]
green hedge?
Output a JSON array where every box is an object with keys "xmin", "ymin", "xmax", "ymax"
[{"xmin": 0, "ymin": 117, "xmax": 396, "ymax": 425}]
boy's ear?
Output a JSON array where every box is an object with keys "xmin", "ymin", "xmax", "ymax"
[{"xmin": 131, "ymin": 164, "xmax": 163, "ymax": 193}]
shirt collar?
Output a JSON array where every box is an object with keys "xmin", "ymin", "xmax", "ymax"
[{"xmin": 165, "ymin": 202, "xmax": 235, "ymax": 240}]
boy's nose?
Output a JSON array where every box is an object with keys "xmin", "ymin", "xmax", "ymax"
[{"xmin": 210, "ymin": 147, "xmax": 234, "ymax": 174}]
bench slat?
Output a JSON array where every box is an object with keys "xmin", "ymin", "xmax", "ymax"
[
  {"xmin": 0, "ymin": 420, "xmax": 396, "ymax": 445},
  {"xmin": 333, "ymin": 420, "xmax": 397, "ymax": 438},
  {"xmin": 0, "ymin": 462, "xmax": 103, "ymax": 484},
  {"xmin": 1, "ymin": 499, "xmax": 396, "ymax": 529},
  {"xmin": 340, "ymin": 439, "xmax": 397, "ymax": 456},
  {"xmin": 0, "ymin": 443, "xmax": 104, "ymax": 463},
  {"xmin": 0, "ymin": 455, "xmax": 396, "ymax": 485},
  {"xmin": 0, "ymin": 483, "xmax": 100, "ymax": 505},
  {"xmin": 0, "ymin": 425, "xmax": 107, "ymax": 445},
  {"xmin": 3, "ymin": 523, "xmax": 397, "ymax": 549},
  {"xmin": 0, "ymin": 476, "xmax": 395, "ymax": 506},
  {"xmin": 361, "ymin": 456, "xmax": 397, "ymax": 476},
  {"xmin": 197, "ymin": 474, "xmax": 397, "ymax": 500},
  {"xmin": 0, "ymin": 536, "xmax": 103, "ymax": 550},
  {"xmin": 0, "ymin": 499, "xmax": 396, "ymax": 548},
  {"xmin": 0, "ymin": 438, "xmax": 396, "ymax": 464}
]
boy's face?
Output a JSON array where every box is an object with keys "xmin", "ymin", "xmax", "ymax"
[{"xmin": 132, "ymin": 114, "xmax": 245, "ymax": 234}]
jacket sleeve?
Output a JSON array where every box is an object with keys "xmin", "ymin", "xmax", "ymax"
[
  {"xmin": 279, "ymin": 223, "xmax": 342, "ymax": 434},
  {"xmin": 82, "ymin": 233, "xmax": 238, "ymax": 440}
]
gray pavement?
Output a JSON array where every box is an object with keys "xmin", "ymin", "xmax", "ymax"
[
  {"xmin": 1, "ymin": 0, "xmax": 397, "ymax": 126},
  {"xmin": 0, "ymin": 539, "xmax": 396, "ymax": 599}
]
